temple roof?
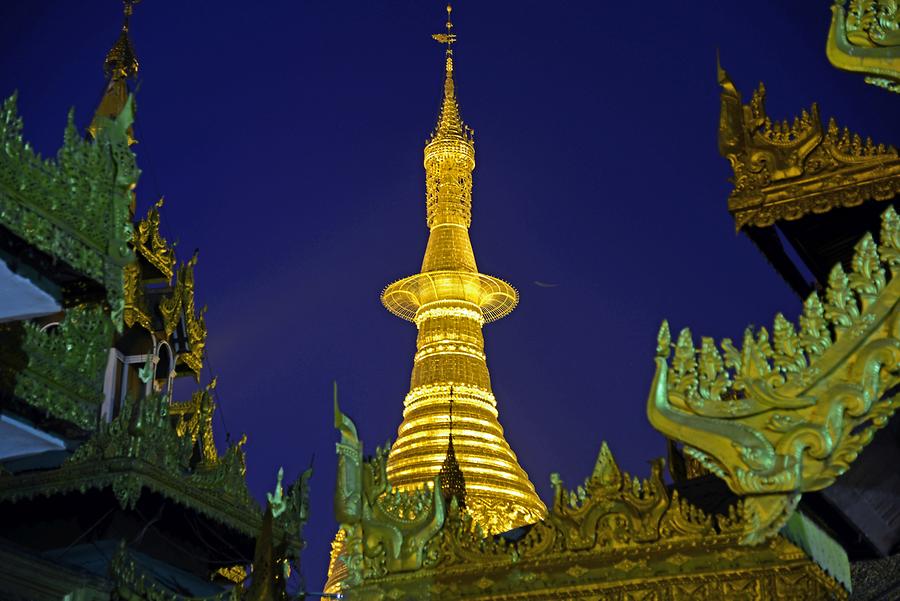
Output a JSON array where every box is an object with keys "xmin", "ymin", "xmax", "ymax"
[{"xmin": 718, "ymin": 64, "xmax": 900, "ymax": 232}]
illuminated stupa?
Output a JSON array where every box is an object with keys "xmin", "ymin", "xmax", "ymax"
[{"xmin": 381, "ymin": 5, "xmax": 546, "ymax": 534}]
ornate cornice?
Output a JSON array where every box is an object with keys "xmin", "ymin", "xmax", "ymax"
[
  {"xmin": 0, "ymin": 388, "xmax": 308, "ymax": 551},
  {"xmin": 0, "ymin": 93, "xmax": 138, "ymax": 326},
  {"xmin": 648, "ymin": 206, "xmax": 900, "ymax": 544},
  {"xmin": 0, "ymin": 456, "xmax": 261, "ymax": 538},
  {"xmin": 718, "ymin": 65, "xmax": 900, "ymax": 230},
  {"xmin": 827, "ymin": 1, "xmax": 900, "ymax": 93}
]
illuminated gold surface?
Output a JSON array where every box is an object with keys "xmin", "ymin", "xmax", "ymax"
[
  {"xmin": 339, "ymin": 440, "xmax": 847, "ymax": 600},
  {"xmin": 827, "ymin": 1, "xmax": 900, "ymax": 93},
  {"xmin": 88, "ymin": 0, "xmax": 139, "ymax": 143},
  {"xmin": 381, "ymin": 7, "xmax": 545, "ymax": 534},
  {"xmin": 718, "ymin": 61, "xmax": 900, "ymax": 230},
  {"xmin": 159, "ymin": 252, "xmax": 208, "ymax": 378},
  {"xmin": 132, "ymin": 198, "xmax": 175, "ymax": 281}
]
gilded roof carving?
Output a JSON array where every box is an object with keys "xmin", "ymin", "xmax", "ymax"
[
  {"xmin": 159, "ymin": 253, "xmax": 208, "ymax": 378},
  {"xmin": 132, "ymin": 198, "xmax": 176, "ymax": 281},
  {"xmin": 331, "ymin": 413, "xmax": 847, "ymax": 600},
  {"xmin": 648, "ymin": 206, "xmax": 900, "ymax": 544},
  {"xmin": 718, "ymin": 63, "xmax": 900, "ymax": 229},
  {"xmin": 827, "ymin": 1, "xmax": 900, "ymax": 93}
]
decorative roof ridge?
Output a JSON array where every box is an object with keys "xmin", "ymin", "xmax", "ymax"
[
  {"xmin": 718, "ymin": 63, "xmax": 900, "ymax": 229},
  {"xmin": 331, "ymin": 412, "xmax": 845, "ymax": 597},
  {"xmin": 648, "ymin": 205, "xmax": 900, "ymax": 546},
  {"xmin": 104, "ymin": 0, "xmax": 140, "ymax": 82},
  {"xmin": 422, "ymin": 442, "xmax": 825, "ymax": 569},
  {"xmin": 0, "ymin": 93, "xmax": 137, "ymax": 323},
  {"xmin": 0, "ymin": 382, "xmax": 311, "ymax": 546}
]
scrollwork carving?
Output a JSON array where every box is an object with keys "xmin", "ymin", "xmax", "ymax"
[
  {"xmin": 648, "ymin": 206, "xmax": 900, "ymax": 543},
  {"xmin": 718, "ymin": 62, "xmax": 900, "ymax": 229}
]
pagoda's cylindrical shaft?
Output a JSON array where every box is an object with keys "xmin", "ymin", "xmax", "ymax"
[{"xmin": 387, "ymin": 299, "xmax": 545, "ymax": 531}]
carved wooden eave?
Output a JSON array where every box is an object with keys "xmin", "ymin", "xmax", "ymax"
[
  {"xmin": 0, "ymin": 389, "xmax": 305, "ymax": 553},
  {"xmin": 827, "ymin": 1, "xmax": 900, "ymax": 94},
  {"xmin": 647, "ymin": 206, "xmax": 900, "ymax": 545},
  {"xmin": 718, "ymin": 65, "xmax": 900, "ymax": 230}
]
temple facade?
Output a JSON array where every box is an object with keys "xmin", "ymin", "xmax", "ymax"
[{"xmin": 0, "ymin": 4, "xmax": 308, "ymax": 599}]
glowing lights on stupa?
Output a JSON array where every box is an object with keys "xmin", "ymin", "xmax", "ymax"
[{"xmin": 381, "ymin": 4, "xmax": 546, "ymax": 534}]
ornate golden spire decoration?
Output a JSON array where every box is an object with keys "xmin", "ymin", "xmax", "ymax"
[
  {"xmin": 438, "ymin": 387, "xmax": 467, "ymax": 509},
  {"xmin": 381, "ymin": 4, "xmax": 546, "ymax": 535},
  {"xmin": 89, "ymin": 0, "xmax": 140, "ymax": 142},
  {"xmin": 430, "ymin": 5, "xmax": 471, "ymax": 145}
]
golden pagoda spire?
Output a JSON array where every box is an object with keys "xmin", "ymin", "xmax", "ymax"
[
  {"xmin": 381, "ymin": 5, "xmax": 546, "ymax": 535},
  {"xmin": 88, "ymin": 0, "xmax": 139, "ymax": 142}
]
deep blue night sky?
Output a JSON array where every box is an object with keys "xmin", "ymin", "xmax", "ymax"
[{"xmin": 3, "ymin": 1, "xmax": 900, "ymax": 588}]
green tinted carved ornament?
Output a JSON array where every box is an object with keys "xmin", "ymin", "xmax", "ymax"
[
  {"xmin": 0, "ymin": 93, "xmax": 137, "ymax": 329},
  {"xmin": 333, "ymin": 397, "xmax": 445, "ymax": 585},
  {"xmin": 648, "ymin": 206, "xmax": 900, "ymax": 544},
  {"xmin": 14, "ymin": 304, "xmax": 112, "ymax": 430},
  {"xmin": 68, "ymin": 390, "xmax": 254, "ymax": 511}
]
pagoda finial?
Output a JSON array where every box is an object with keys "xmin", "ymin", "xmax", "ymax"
[
  {"xmin": 431, "ymin": 4, "xmax": 456, "ymax": 74},
  {"xmin": 105, "ymin": 0, "xmax": 140, "ymax": 81},
  {"xmin": 428, "ymin": 4, "xmax": 471, "ymax": 145},
  {"xmin": 89, "ymin": 0, "xmax": 140, "ymax": 143}
]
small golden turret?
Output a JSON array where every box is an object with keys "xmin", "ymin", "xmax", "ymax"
[
  {"xmin": 88, "ymin": 0, "xmax": 139, "ymax": 143},
  {"xmin": 382, "ymin": 5, "xmax": 546, "ymax": 534}
]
